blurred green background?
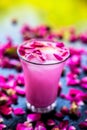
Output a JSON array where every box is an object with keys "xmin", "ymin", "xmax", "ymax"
[{"xmin": 0, "ymin": 0, "xmax": 87, "ymax": 29}]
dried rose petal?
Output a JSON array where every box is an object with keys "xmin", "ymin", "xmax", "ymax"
[
  {"xmin": 35, "ymin": 120, "xmax": 46, "ymax": 130},
  {"xmin": 0, "ymin": 116, "xmax": 3, "ymax": 123},
  {"xmin": 47, "ymin": 119, "xmax": 55, "ymax": 126},
  {"xmin": 68, "ymin": 126, "xmax": 76, "ymax": 130},
  {"xmin": 56, "ymin": 42, "xmax": 64, "ymax": 48},
  {"xmin": 51, "ymin": 125, "xmax": 60, "ymax": 130},
  {"xmin": 13, "ymin": 108, "xmax": 25, "ymax": 115},
  {"xmin": 55, "ymin": 112, "xmax": 64, "ymax": 120},
  {"xmin": 53, "ymin": 54, "xmax": 63, "ymax": 61},
  {"xmin": 35, "ymin": 125, "xmax": 46, "ymax": 130},
  {"xmin": 79, "ymin": 121, "xmax": 87, "ymax": 129},
  {"xmin": 0, "ymin": 124, "xmax": 6, "ymax": 129},
  {"xmin": 16, "ymin": 73, "xmax": 24, "ymax": 86},
  {"xmin": 60, "ymin": 106, "xmax": 69, "ymax": 115},
  {"xmin": 65, "ymin": 88, "xmax": 83, "ymax": 103},
  {"xmin": 15, "ymin": 86, "xmax": 25, "ymax": 96},
  {"xmin": 27, "ymin": 113, "xmax": 41, "ymax": 122},
  {"xmin": 59, "ymin": 120, "xmax": 69, "ymax": 129},
  {"xmin": 80, "ymin": 32, "xmax": 87, "ymax": 43},
  {"xmin": 0, "ymin": 96, "xmax": 9, "ymax": 105},
  {"xmin": 0, "ymin": 105, "xmax": 12, "ymax": 116},
  {"xmin": 57, "ymin": 82, "xmax": 62, "ymax": 96},
  {"xmin": 69, "ymin": 34, "xmax": 78, "ymax": 42},
  {"xmin": 70, "ymin": 102, "xmax": 78, "ymax": 114},
  {"xmin": 16, "ymin": 122, "xmax": 33, "ymax": 130},
  {"xmin": 80, "ymin": 77, "xmax": 87, "ymax": 89}
]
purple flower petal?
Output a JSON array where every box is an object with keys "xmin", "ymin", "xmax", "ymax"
[
  {"xmin": 27, "ymin": 113, "xmax": 41, "ymax": 122},
  {"xmin": 14, "ymin": 108, "xmax": 25, "ymax": 115}
]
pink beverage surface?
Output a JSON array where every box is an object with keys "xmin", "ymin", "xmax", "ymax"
[{"xmin": 18, "ymin": 39, "xmax": 70, "ymax": 107}]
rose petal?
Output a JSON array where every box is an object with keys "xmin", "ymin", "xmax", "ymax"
[
  {"xmin": 27, "ymin": 113, "xmax": 41, "ymax": 122},
  {"xmin": 79, "ymin": 121, "xmax": 87, "ymax": 129},
  {"xmin": 47, "ymin": 119, "xmax": 55, "ymax": 126},
  {"xmin": 68, "ymin": 126, "xmax": 76, "ymax": 130},
  {"xmin": 14, "ymin": 108, "xmax": 25, "ymax": 115},
  {"xmin": 0, "ymin": 124, "xmax": 6, "ymax": 129},
  {"xmin": 53, "ymin": 54, "xmax": 63, "ymax": 61},
  {"xmin": 15, "ymin": 86, "xmax": 25, "ymax": 96}
]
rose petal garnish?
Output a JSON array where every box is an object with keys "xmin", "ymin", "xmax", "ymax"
[
  {"xmin": 27, "ymin": 113, "xmax": 41, "ymax": 122},
  {"xmin": 15, "ymin": 86, "xmax": 25, "ymax": 96},
  {"xmin": 47, "ymin": 119, "xmax": 55, "ymax": 126},
  {"xmin": 13, "ymin": 108, "xmax": 25, "ymax": 115},
  {"xmin": 56, "ymin": 42, "xmax": 64, "ymax": 48},
  {"xmin": 53, "ymin": 54, "xmax": 63, "ymax": 61},
  {"xmin": 68, "ymin": 126, "xmax": 76, "ymax": 130}
]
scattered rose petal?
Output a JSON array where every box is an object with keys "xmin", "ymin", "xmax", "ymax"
[
  {"xmin": 15, "ymin": 86, "xmax": 25, "ymax": 96},
  {"xmin": 27, "ymin": 113, "xmax": 41, "ymax": 122},
  {"xmin": 68, "ymin": 126, "xmax": 76, "ymax": 130},
  {"xmin": 13, "ymin": 108, "xmax": 25, "ymax": 115},
  {"xmin": 47, "ymin": 119, "xmax": 55, "ymax": 126},
  {"xmin": 79, "ymin": 121, "xmax": 87, "ymax": 129}
]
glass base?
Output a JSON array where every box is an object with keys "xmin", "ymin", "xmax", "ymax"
[{"xmin": 26, "ymin": 100, "xmax": 56, "ymax": 113}]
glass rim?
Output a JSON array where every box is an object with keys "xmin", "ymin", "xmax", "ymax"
[{"xmin": 17, "ymin": 39, "xmax": 70, "ymax": 66}]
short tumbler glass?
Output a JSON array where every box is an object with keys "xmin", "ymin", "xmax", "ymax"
[{"xmin": 17, "ymin": 40, "xmax": 70, "ymax": 113}]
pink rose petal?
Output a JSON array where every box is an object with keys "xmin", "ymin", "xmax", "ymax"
[
  {"xmin": 79, "ymin": 121, "xmax": 87, "ymax": 129},
  {"xmin": 13, "ymin": 108, "xmax": 25, "ymax": 115},
  {"xmin": 27, "ymin": 113, "xmax": 41, "ymax": 122},
  {"xmin": 47, "ymin": 119, "xmax": 55, "ymax": 126},
  {"xmin": 16, "ymin": 122, "xmax": 33, "ymax": 130},
  {"xmin": 15, "ymin": 86, "xmax": 25, "ymax": 96},
  {"xmin": 53, "ymin": 54, "xmax": 63, "ymax": 61},
  {"xmin": 68, "ymin": 126, "xmax": 76, "ymax": 130},
  {"xmin": 0, "ymin": 124, "xmax": 6, "ymax": 129}
]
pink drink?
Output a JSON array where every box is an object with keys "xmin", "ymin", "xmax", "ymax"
[{"xmin": 17, "ymin": 39, "xmax": 70, "ymax": 113}]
